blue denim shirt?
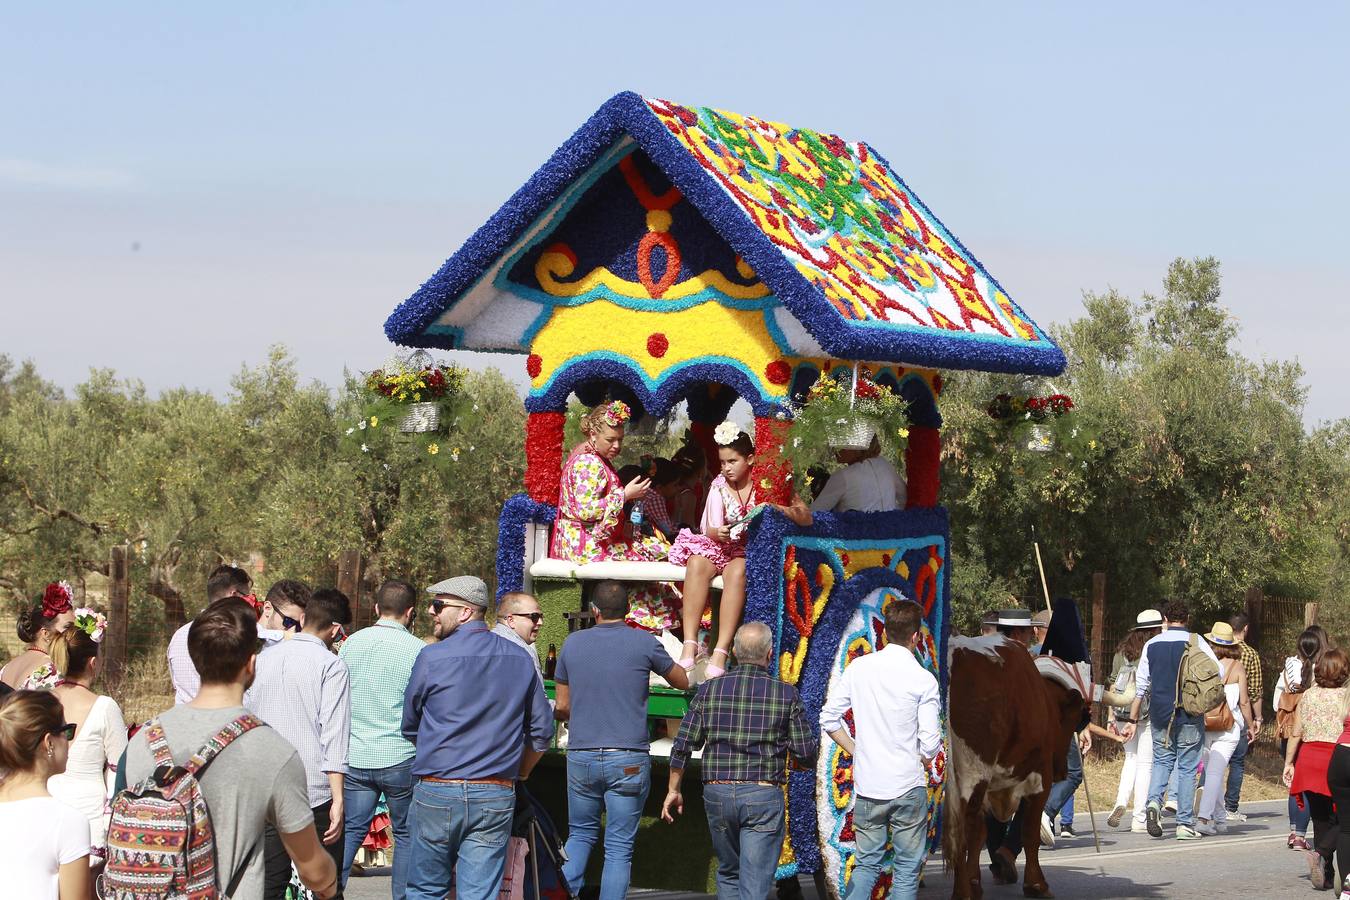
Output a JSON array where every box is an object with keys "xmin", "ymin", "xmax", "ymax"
[{"xmin": 402, "ymin": 620, "xmax": 553, "ymax": 780}]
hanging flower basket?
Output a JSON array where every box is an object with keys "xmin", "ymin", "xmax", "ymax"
[
  {"xmin": 829, "ymin": 419, "xmax": 877, "ymax": 451},
  {"xmin": 399, "ymin": 401, "xmax": 442, "ymax": 434},
  {"xmin": 780, "ymin": 368, "xmax": 910, "ymax": 478}
]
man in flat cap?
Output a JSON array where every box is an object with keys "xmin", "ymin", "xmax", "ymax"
[{"xmin": 401, "ymin": 576, "xmax": 554, "ymax": 900}]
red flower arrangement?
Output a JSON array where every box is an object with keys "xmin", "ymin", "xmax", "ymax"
[
  {"xmin": 41, "ymin": 581, "xmax": 73, "ymax": 618},
  {"xmin": 987, "ymin": 392, "xmax": 1074, "ymax": 422}
]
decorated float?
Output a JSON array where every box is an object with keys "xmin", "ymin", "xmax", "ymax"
[{"xmin": 384, "ymin": 92, "xmax": 1065, "ymax": 895}]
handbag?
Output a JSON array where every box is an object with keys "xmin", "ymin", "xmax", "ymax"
[
  {"xmin": 1204, "ymin": 699, "xmax": 1235, "ymax": 732},
  {"xmin": 1276, "ymin": 689, "xmax": 1303, "ymax": 741}
]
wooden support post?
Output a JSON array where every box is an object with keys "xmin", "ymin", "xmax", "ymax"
[
  {"xmin": 105, "ymin": 545, "xmax": 130, "ymax": 687},
  {"xmin": 1305, "ymin": 601, "xmax": 1320, "ymax": 628},
  {"xmin": 337, "ymin": 550, "xmax": 366, "ymax": 630},
  {"xmin": 1244, "ymin": 587, "xmax": 1264, "ymax": 650},
  {"xmin": 1091, "ymin": 572, "xmax": 1107, "ymax": 726}
]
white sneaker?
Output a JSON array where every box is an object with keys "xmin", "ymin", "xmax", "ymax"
[
  {"xmin": 1176, "ymin": 824, "xmax": 1203, "ymax": 841},
  {"xmin": 1130, "ymin": 822, "xmax": 1150, "ymax": 833},
  {"xmin": 1226, "ymin": 811, "xmax": 1248, "ymax": 822},
  {"xmin": 1040, "ymin": 812, "xmax": 1056, "ymax": 847}
]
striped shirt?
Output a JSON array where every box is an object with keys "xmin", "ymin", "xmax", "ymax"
[
  {"xmin": 339, "ymin": 619, "xmax": 425, "ymax": 768},
  {"xmin": 670, "ymin": 663, "xmax": 818, "ymax": 783}
]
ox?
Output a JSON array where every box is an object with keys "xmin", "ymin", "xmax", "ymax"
[{"xmin": 944, "ymin": 636, "xmax": 1086, "ymax": 899}]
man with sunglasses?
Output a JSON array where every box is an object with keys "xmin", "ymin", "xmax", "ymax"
[
  {"xmin": 402, "ymin": 575, "xmax": 553, "ymax": 900},
  {"xmin": 492, "ymin": 592, "xmax": 546, "ymax": 687}
]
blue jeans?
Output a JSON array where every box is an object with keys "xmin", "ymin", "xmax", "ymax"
[
  {"xmin": 1061, "ymin": 796, "xmax": 1075, "ymax": 828},
  {"xmin": 341, "ymin": 760, "xmax": 415, "ymax": 896},
  {"xmin": 1148, "ymin": 718, "xmax": 1203, "ymax": 827},
  {"xmin": 1224, "ymin": 727, "xmax": 1249, "ymax": 813},
  {"xmin": 703, "ymin": 783, "xmax": 786, "ymax": 900},
  {"xmin": 845, "ymin": 786, "xmax": 929, "ymax": 900},
  {"xmin": 406, "ymin": 780, "xmax": 516, "ymax": 900},
  {"xmin": 562, "ymin": 750, "xmax": 651, "ymax": 900},
  {"xmin": 1045, "ymin": 736, "xmax": 1083, "ymax": 821}
]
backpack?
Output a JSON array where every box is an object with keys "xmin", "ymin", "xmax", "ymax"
[
  {"xmin": 1175, "ymin": 634, "xmax": 1225, "ymax": 717},
  {"xmin": 100, "ymin": 714, "xmax": 264, "ymax": 900}
]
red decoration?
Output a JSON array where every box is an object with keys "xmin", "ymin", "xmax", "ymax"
[
  {"xmin": 637, "ymin": 230, "xmax": 681, "ymax": 298},
  {"xmin": 41, "ymin": 582, "xmax": 73, "ymax": 618},
  {"xmin": 753, "ymin": 416, "xmax": 792, "ymax": 505},
  {"xmin": 524, "ymin": 412, "xmax": 566, "ymax": 504},
  {"xmin": 646, "ymin": 333, "xmax": 669, "ymax": 358},
  {"xmin": 526, "ymin": 354, "xmax": 542, "ymax": 378},
  {"xmin": 905, "ymin": 425, "xmax": 941, "ymax": 508},
  {"xmin": 765, "ymin": 360, "xmax": 792, "ymax": 385}
]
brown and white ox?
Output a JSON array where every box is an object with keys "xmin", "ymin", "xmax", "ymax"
[{"xmin": 944, "ymin": 636, "xmax": 1088, "ymax": 899}]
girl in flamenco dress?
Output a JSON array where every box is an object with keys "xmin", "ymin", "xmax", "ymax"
[
  {"xmin": 551, "ymin": 400, "xmax": 685, "ymax": 633},
  {"xmin": 669, "ymin": 422, "xmax": 811, "ymax": 678},
  {"xmin": 0, "ymin": 582, "xmax": 76, "ymax": 691}
]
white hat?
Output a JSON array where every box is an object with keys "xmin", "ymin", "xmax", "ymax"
[{"xmin": 1134, "ymin": 609, "xmax": 1164, "ymax": 630}]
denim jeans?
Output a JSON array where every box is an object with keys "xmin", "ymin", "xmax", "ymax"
[
  {"xmin": 341, "ymin": 759, "xmax": 415, "ymax": 897},
  {"xmin": 846, "ymin": 786, "xmax": 929, "ymax": 900},
  {"xmin": 562, "ymin": 750, "xmax": 651, "ymax": 900},
  {"xmin": 703, "ymin": 783, "xmax": 786, "ymax": 900},
  {"xmin": 1060, "ymin": 795, "xmax": 1075, "ymax": 828},
  {"xmin": 1149, "ymin": 718, "xmax": 1203, "ymax": 827},
  {"xmin": 1044, "ymin": 736, "xmax": 1083, "ymax": 821},
  {"xmin": 406, "ymin": 780, "xmax": 516, "ymax": 900},
  {"xmin": 1224, "ymin": 727, "xmax": 1249, "ymax": 813}
]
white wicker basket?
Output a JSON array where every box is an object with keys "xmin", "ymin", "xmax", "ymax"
[
  {"xmin": 400, "ymin": 401, "xmax": 441, "ymax": 434},
  {"xmin": 828, "ymin": 420, "xmax": 876, "ymax": 451},
  {"xmin": 1026, "ymin": 424, "xmax": 1054, "ymax": 453}
]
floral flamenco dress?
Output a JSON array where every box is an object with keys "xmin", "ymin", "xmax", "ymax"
[
  {"xmin": 668, "ymin": 474, "xmax": 756, "ymax": 570},
  {"xmin": 551, "ymin": 442, "xmax": 681, "ymax": 633}
]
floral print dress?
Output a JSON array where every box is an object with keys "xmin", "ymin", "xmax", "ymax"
[{"xmin": 551, "ymin": 443, "xmax": 684, "ymax": 633}]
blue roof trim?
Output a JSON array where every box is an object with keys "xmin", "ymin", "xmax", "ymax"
[{"xmin": 386, "ymin": 91, "xmax": 1066, "ymax": 376}]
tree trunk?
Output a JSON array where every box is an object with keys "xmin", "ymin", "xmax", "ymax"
[{"xmin": 147, "ymin": 566, "xmax": 187, "ymax": 630}]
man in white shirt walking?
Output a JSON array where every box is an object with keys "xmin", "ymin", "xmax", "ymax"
[{"xmin": 820, "ymin": 598, "xmax": 940, "ymax": 900}]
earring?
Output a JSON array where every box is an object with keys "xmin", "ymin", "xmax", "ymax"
[{"xmin": 47, "ymin": 748, "xmax": 53, "ymax": 759}]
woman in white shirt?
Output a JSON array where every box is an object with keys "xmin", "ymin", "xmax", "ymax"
[{"xmin": 0, "ymin": 690, "xmax": 91, "ymax": 900}]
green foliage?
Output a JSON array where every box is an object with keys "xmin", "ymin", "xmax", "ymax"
[{"xmin": 779, "ymin": 370, "xmax": 910, "ymax": 478}]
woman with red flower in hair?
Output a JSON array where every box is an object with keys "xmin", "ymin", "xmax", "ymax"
[{"xmin": 1, "ymin": 582, "xmax": 77, "ymax": 691}]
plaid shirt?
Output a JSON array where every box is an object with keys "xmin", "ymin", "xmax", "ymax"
[
  {"xmin": 1238, "ymin": 641, "xmax": 1263, "ymax": 721},
  {"xmin": 670, "ymin": 663, "xmax": 818, "ymax": 783}
]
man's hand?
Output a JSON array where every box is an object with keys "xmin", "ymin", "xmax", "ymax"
[
  {"xmin": 322, "ymin": 799, "xmax": 343, "ymax": 845},
  {"xmin": 1078, "ymin": 730, "xmax": 1092, "ymax": 755},
  {"xmin": 1251, "ymin": 720, "xmax": 1262, "ymax": 743},
  {"xmin": 661, "ymin": 790, "xmax": 683, "ymax": 823},
  {"xmin": 1120, "ymin": 723, "xmax": 1136, "ymax": 742}
]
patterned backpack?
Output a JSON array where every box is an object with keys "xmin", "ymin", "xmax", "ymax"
[{"xmin": 100, "ymin": 714, "xmax": 264, "ymax": 900}]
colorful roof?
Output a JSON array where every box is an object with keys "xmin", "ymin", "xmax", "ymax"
[{"xmin": 386, "ymin": 92, "xmax": 1065, "ymax": 376}]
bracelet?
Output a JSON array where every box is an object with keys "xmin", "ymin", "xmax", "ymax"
[{"xmin": 1127, "ymin": 718, "xmax": 1138, "ymax": 724}]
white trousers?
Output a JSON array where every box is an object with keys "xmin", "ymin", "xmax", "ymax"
[
  {"xmin": 1197, "ymin": 727, "xmax": 1240, "ymax": 822},
  {"xmin": 1111, "ymin": 724, "xmax": 1155, "ymax": 826}
]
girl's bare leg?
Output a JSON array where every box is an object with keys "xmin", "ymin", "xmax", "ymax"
[
  {"xmin": 708, "ymin": 558, "xmax": 747, "ymax": 676},
  {"xmin": 680, "ymin": 555, "xmax": 716, "ymax": 667}
]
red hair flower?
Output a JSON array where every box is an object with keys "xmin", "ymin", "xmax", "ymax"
[{"xmin": 41, "ymin": 581, "xmax": 74, "ymax": 618}]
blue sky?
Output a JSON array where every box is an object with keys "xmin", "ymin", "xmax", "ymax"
[{"xmin": 3, "ymin": 2, "xmax": 1347, "ymax": 424}]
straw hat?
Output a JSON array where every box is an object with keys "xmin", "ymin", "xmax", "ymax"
[{"xmin": 1204, "ymin": 621, "xmax": 1236, "ymax": 645}]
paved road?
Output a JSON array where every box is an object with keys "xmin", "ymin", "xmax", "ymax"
[{"xmin": 345, "ymin": 798, "xmax": 1313, "ymax": 899}]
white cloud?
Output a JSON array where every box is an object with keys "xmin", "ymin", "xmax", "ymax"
[{"xmin": 0, "ymin": 158, "xmax": 137, "ymax": 191}]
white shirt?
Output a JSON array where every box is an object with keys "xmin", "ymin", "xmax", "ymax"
[
  {"xmin": 0, "ymin": 796, "xmax": 90, "ymax": 899},
  {"xmin": 820, "ymin": 643, "xmax": 940, "ymax": 800},
  {"xmin": 810, "ymin": 457, "xmax": 907, "ymax": 514},
  {"xmin": 1273, "ymin": 656, "xmax": 1306, "ymax": 710},
  {"xmin": 169, "ymin": 621, "xmax": 286, "ymax": 705}
]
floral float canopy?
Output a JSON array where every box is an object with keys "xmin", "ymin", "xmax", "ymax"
[{"xmin": 386, "ymin": 92, "xmax": 1065, "ymax": 415}]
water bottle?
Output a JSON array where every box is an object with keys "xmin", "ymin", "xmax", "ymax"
[{"xmin": 629, "ymin": 501, "xmax": 644, "ymax": 527}]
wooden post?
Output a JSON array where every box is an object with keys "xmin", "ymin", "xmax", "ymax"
[
  {"xmin": 1091, "ymin": 572, "xmax": 1107, "ymax": 726},
  {"xmin": 337, "ymin": 550, "xmax": 367, "ymax": 630},
  {"xmin": 1244, "ymin": 587, "xmax": 1264, "ymax": 650},
  {"xmin": 1305, "ymin": 601, "xmax": 1320, "ymax": 628},
  {"xmin": 105, "ymin": 545, "xmax": 130, "ymax": 687}
]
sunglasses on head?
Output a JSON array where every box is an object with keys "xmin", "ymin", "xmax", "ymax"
[{"xmin": 508, "ymin": 612, "xmax": 544, "ymax": 624}]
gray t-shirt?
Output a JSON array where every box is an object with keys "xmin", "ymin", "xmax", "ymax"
[
  {"xmin": 124, "ymin": 704, "xmax": 313, "ymax": 896},
  {"xmin": 555, "ymin": 622, "xmax": 671, "ymax": 751}
]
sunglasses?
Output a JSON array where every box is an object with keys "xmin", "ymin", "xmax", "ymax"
[
  {"xmin": 508, "ymin": 612, "xmax": 544, "ymax": 624},
  {"xmin": 52, "ymin": 722, "xmax": 77, "ymax": 741},
  {"xmin": 431, "ymin": 599, "xmax": 469, "ymax": 615}
]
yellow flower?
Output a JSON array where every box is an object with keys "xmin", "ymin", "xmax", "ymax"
[
  {"xmin": 759, "ymin": 478, "xmax": 772, "ymax": 489},
  {"xmin": 898, "ymin": 427, "xmax": 909, "ymax": 438},
  {"xmin": 369, "ymin": 416, "xmax": 378, "ymax": 427},
  {"xmin": 1089, "ymin": 439, "xmax": 1098, "ymax": 450},
  {"xmin": 427, "ymin": 443, "xmax": 439, "ymax": 455}
]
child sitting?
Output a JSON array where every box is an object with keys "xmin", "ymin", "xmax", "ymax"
[
  {"xmin": 642, "ymin": 458, "xmax": 684, "ymax": 542},
  {"xmin": 669, "ymin": 422, "xmax": 811, "ymax": 678}
]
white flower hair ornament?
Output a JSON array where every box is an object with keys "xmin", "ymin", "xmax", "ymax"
[
  {"xmin": 72, "ymin": 607, "xmax": 107, "ymax": 643},
  {"xmin": 713, "ymin": 421, "xmax": 743, "ymax": 446}
]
